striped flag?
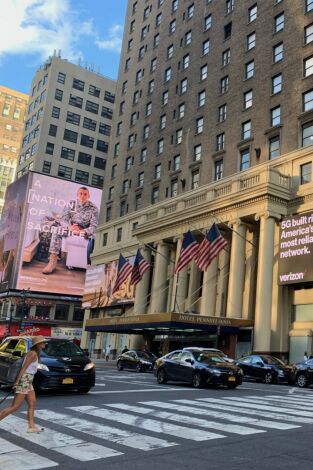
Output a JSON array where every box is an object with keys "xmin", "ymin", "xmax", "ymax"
[
  {"xmin": 175, "ymin": 231, "xmax": 199, "ymax": 274},
  {"xmin": 130, "ymin": 249, "xmax": 150, "ymax": 286},
  {"xmin": 112, "ymin": 254, "xmax": 133, "ymax": 294},
  {"xmin": 195, "ymin": 223, "xmax": 227, "ymax": 271}
]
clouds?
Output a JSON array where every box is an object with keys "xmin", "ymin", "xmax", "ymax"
[
  {"xmin": 0, "ymin": 0, "xmax": 93, "ymax": 61},
  {"xmin": 95, "ymin": 24, "xmax": 124, "ymax": 53}
]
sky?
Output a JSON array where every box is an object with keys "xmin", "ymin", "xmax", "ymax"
[{"xmin": 0, "ymin": 0, "xmax": 128, "ymax": 95}]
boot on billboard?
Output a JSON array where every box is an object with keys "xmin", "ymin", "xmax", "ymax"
[{"xmin": 42, "ymin": 254, "xmax": 58, "ymax": 274}]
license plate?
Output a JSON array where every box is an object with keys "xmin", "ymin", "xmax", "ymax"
[
  {"xmin": 228, "ymin": 376, "xmax": 236, "ymax": 382},
  {"xmin": 62, "ymin": 378, "xmax": 74, "ymax": 384}
]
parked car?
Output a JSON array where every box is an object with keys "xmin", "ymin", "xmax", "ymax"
[
  {"xmin": 154, "ymin": 348, "xmax": 243, "ymax": 388},
  {"xmin": 183, "ymin": 347, "xmax": 234, "ymax": 363},
  {"xmin": 291, "ymin": 358, "xmax": 313, "ymax": 387},
  {"xmin": 236, "ymin": 354, "xmax": 292, "ymax": 384},
  {"xmin": 116, "ymin": 349, "xmax": 157, "ymax": 372},
  {"xmin": 0, "ymin": 336, "xmax": 95, "ymax": 393}
]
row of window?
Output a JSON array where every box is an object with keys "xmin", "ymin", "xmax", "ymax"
[
  {"xmin": 51, "ymin": 108, "xmax": 111, "ymax": 135},
  {"xmin": 30, "ymin": 74, "xmax": 48, "ymax": 96},
  {"xmin": 1, "ymin": 103, "xmax": 22, "ymax": 120},
  {"xmin": 44, "ymin": 163, "xmax": 104, "ymax": 188},
  {"xmin": 56, "ymin": 72, "xmax": 115, "ymax": 103},
  {"xmin": 45, "ymin": 129, "xmax": 108, "ymax": 153},
  {"xmin": 54, "ymin": 88, "xmax": 113, "ymax": 119},
  {"xmin": 59, "ymin": 146, "xmax": 105, "ymax": 169}
]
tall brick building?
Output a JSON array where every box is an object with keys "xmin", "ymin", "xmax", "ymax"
[{"xmin": 82, "ymin": 0, "xmax": 313, "ymax": 362}]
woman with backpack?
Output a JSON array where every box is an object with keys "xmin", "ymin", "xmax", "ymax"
[{"xmin": 0, "ymin": 336, "xmax": 46, "ymax": 433}]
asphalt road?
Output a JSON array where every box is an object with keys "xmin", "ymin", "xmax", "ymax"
[{"xmin": 1, "ymin": 364, "xmax": 313, "ymax": 470}]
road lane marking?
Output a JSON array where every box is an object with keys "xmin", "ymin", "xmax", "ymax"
[
  {"xmin": 35, "ymin": 409, "xmax": 177, "ymax": 451},
  {"xmin": 2, "ymin": 415, "xmax": 122, "ymax": 461},
  {"xmin": 0, "ymin": 437, "xmax": 58, "ymax": 469},
  {"xmin": 246, "ymin": 395, "xmax": 313, "ymax": 410},
  {"xmin": 68, "ymin": 405, "xmax": 223, "ymax": 441},
  {"xmin": 89, "ymin": 387, "xmax": 199, "ymax": 394}
]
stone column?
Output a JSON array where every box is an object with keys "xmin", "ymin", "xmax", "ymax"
[
  {"xmin": 200, "ymin": 257, "xmax": 218, "ymax": 316},
  {"xmin": 186, "ymin": 261, "xmax": 201, "ymax": 312},
  {"xmin": 170, "ymin": 237, "xmax": 188, "ymax": 312},
  {"xmin": 226, "ymin": 221, "xmax": 246, "ymax": 319},
  {"xmin": 80, "ymin": 308, "xmax": 90, "ymax": 349},
  {"xmin": 254, "ymin": 212, "xmax": 276, "ymax": 353},
  {"xmin": 167, "ymin": 246, "xmax": 177, "ymax": 311},
  {"xmin": 242, "ymin": 228, "xmax": 258, "ymax": 320},
  {"xmin": 133, "ymin": 246, "xmax": 152, "ymax": 315},
  {"xmin": 150, "ymin": 241, "xmax": 170, "ymax": 313},
  {"xmin": 216, "ymin": 248, "xmax": 230, "ymax": 317}
]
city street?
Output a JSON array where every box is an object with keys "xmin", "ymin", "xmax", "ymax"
[{"xmin": 1, "ymin": 363, "xmax": 313, "ymax": 470}]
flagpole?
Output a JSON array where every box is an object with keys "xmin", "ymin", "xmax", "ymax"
[{"xmin": 172, "ymin": 272, "xmax": 182, "ymax": 313}]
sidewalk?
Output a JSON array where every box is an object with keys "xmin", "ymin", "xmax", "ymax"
[{"xmin": 93, "ymin": 358, "xmax": 117, "ymax": 368}]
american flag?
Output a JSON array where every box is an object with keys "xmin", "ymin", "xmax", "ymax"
[
  {"xmin": 112, "ymin": 254, "xmax": 133, "ymax": 294},
  {"xmin": 175, "ymin": 230, "xmax": 199, "ymax": 274},
  {"xmin": 130, "ymin": 249, "xmax": 150, "ymax": 286},
  {"xmin": 195, "ymin": 223, "xmax": 227, "ymax": 271}
]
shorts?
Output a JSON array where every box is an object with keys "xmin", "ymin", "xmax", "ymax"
[{"xmin": 15, "ymin": 373, "xmax": 34, "ymax": 394}]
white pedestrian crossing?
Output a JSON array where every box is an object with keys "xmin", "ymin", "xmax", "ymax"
[{"xmin": 0, "ymin": 392, "xmax": 312, "ymax": 468}]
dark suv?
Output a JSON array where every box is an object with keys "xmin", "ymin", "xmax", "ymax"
[
  {"xmin": 0, "ymin": 336, "xmax": 95, "ymax": 393},
  {"xmin": 292, "ymin": 358, "xmax": 313, "ymax": 388}
]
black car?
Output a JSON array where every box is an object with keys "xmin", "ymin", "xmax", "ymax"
[
  {"xmin": 0, "ymin": 336, "xmax": 95, "ymax": 393},
  {"xmin": 154, "ymin": 348, "xmax": 243, "ymax": 389},
  {"xmin": 116, "ymin": 349, "xmax": 157, "ymax": 372},
  {"xmin": 236, "ymin": 354, "xmax": 292, "ymax": 384},
  {"xmin": 291, "ymin": 358, "xmax": 313, "ymax": 387}
]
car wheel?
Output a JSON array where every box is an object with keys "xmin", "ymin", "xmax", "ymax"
[
  {"xmin": 264, "ymin": 372, "xmax": 274, "ymax": 384},
  {"xmin": 296, "ymin": 373, "xmax": 309, "ymax": 388},
  {"xmin": 157, "ymin": 368, "xmax": 167, "ymax": 384},
  {"xmin": 78, "ymin": 387, "xmax": 91, "ymax": 394},
  {"xmin": 192, "ymin": 372, "xmax": 203, "ymax": 388},
  {"xmin": 117, "ymin": 361, "xmax": 123, "ymax": 371},
  {"xmin": 227, "ymin": 383, "xmax": 238, "ymax": 389},
  {"xmin": 136, "ymin": 363, "xmax": 142, "ymax": 373}
]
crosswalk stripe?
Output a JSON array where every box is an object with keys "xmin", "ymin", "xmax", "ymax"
[
  {"xmin": 1, "ymin": 415, "xmax": 122, "ymax": 461},
  {"xmin": 35, "ymin": 409, "xmax": 176, "ymax": 451},
  {"xmin": 175, "ymin": 399, "xmax": 313, "ymax": 424},
  {"xmin": 68, "ymin": 405, "xmax": 223, "ymax": 441},
  {"xmin": 0, "ymin": 436, "xmax": 58, "ymax": 469},
  {"xmin": 199, "ymin": 397, "xmax": 313, "ymax": 417},
  {"xmin": 265, "ymin": 395, "xmax": 313, "ymax": 406},
  {"xmin": 245, "ymin": 396, "xmax": 313, "ymax": 410},
  {"xmin": 136, "ymin": 401, "xmax": 265, "ymax": 436}
]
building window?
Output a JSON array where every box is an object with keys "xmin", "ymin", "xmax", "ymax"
[
  {"xmin": 163, "ymin": 90, "xmax": 169, "ymax": 105},
  {"xmin": 185, "ymin": 30, "xmax": 192, "ymax": 46},
  {"xmin": 200, "ymin": 65, "xmax": 208, "ymax": 81},
  {"xmin": 170, "ymin": 179, "xmax": 178, "ymax": 197},
  {"xmin": 204, "ymin": 14, "xmax": 212, "ymax": 31},
  {"xmin": 247, "ymin": 32, "xmax": 256, "ymax": 50},
  {"xmin": 191, "ymin": 170, "xmax": 200, "ymax": 189},
  {"xmin": 58, "ymin": 165, "xmax": 72, "ymax": 179},
  {"xmin": 97, "ymin": 140, "xmax": 108, "ymax": 153},
  {"xmin": 138, "ymin": 46, "xmax": 145, "ymax": 60},
  {"xmin": 244, "ymin": 90, "xmax": 253, "ymax": 109},
  {"xmin": 269, "ymin": 135, "xmax": 280, "ymax": 158},
  {"xmin": 106, "ymin": 206, "xmax": 112, "ymax": 222},
  {"xmin": 48, "ymin": 124, "xmax": 57, "ymax": 137},
  {"xmin": 143, "ymin": 125, "xmax": 150, "ymax": 139},
  {"xmin": 167, "ymin": 45, "xmax": 174, "ymax": 60},
  {"xmin": 80, "ymin": 134, "xmax": 94, "ymax": 148},
  {"xmin": 55, "ymin": 89, "xmax": 63, "ymax": 101},
  {"xmin": 151, "ymin": 57, "xmax": 157, "ymax": 72},
  {"xmin": 172, "ymin": 0, "xmax": 178, "ymax": 12},
  {"xmin": 274, "ymin": 12, "xmax": 284, "ymax": 33},
  {"xmin": 102, "ymin": 233, "xmax": 108, "ymax": 247},
  {"xmin": 196, "ymin": 117, "xmax": 204, "ymax": 134},
  {"xmin": 122, "ymin": 81, "xmax": 128, "ymax": 94},
  {"xmin": 202, "ymin": 39, "xmax": 210, "ymax": 55},
  {"xmin": 156, "ymin": 13, "xmax": 162, "ymax": 27},
  {"xmin": 114, "ymin": 143, "xmax": 120, "ymax": 157},
  {"xmin": 226, "ymin": 0, "xmax": 234, "ymax": 14},
  {"xmin": 140, "ymin": 148, "xmax": 147, "ymax": 163},
  {"xmin": 135, "ymin": 193, "xmax": 142, "ymax": 210},
  {"xmin": 187, "ymin": 3, "xmax": 194, "ymax": 18},
  {"xmin": 148, "ymin": 80, "xmax": 155, "ymax": 94},
  {"xmin": 218, "ymin": 104, "xmax": 227, "ymax": 122},
  {"xmin": 216, "ymin": 133, "xmax": 225, "ymax": 151},
  {"xmin": 122, "ymin": 180, "xmax": 130, "ymax": 194},
  {"xmin": 194, "ymin": 144, "xmax": 202, "ymax": 161},
  {"xmin": 245, "ymin": 60, "xmax": 254, "ymax": 79},
  {"xmin": 304, "ymin": 56, "xmax": 313, "ymax": 77},
  {"xmin": 273, "ymin": 42, "xmax": 283, "ymax": 62},
  {"xmin": 67, "ymin": 111, "xmax": 81, "ymax": 126},
  {"xmin": 220, "ymin": 76, "xmax": 229, "ymax": 94},
  {"xmin": 176, "ymin": 128, "xmax": 183, "ymax": 144},
  {"xmin": 133, "ymin": 91, "xmax": 139, "ymax": 105},
  {"xmin": 272, "ymin": 73, "xmax": 282, "ymax": 94},
  {"xmin": 157, "ymin": 138, "xmax": 164, "ymax": 154},
  {"xmin": 75, "ymin": 169, "xmax": 89, "ymax": 184},
  {"xmin": 224, "ymin": 22, "xmax": 232, "ymax": 39},
  {"xmin": 240, "ymin": 148, "xmax": 250, "ymax": 171},
  {"xmin": 138, "ymin": 172, "xmax": 144, "ymax": 187},
  {"xmin": 73, "ymin": 78, "xmax": 85, "ymax": 91},
  {"xmin": 128, "ymin": 134, "xmax": 135, "ymax": 148},
  {"xmin": 111, "ymin": 164, "xmax": 117, "ymax": 179},
  {"xmin": 154, "ymin": 164, "xmax": 161, "ymax": 180},
  {"xmin": 305, "ymin": 23, "xmax": 313, "ymax": 45},
  {"xmin": 180, "ymin": 78, "xmax": 188, "ymax": 94},
  {"xmin": 141, "ymin": 27, "xmax": 148, "ymax": 40},
  {"xmin": 214, "ymin": 159, "xmax": 223, "ymax": 181},
  {"xmin": 151, "ymin": 187, "xmax": 159, "ymax": 204},
  {"xmin": 198, "ymin": 90, "xmax": 206, "ymax": 107},
  {"xmin": 57, "ymin": 72, "xmax": 66, "ymax": 84},
  {"xmin": 146, "ymin": 102, "xmax": 152, "ymax": 116},
  {"xmin": 85, "ymin": 100, "xmax": 99, "ymax": 114},
  {"xmin": 173, "ymin": 154, "xmax": 181, "ymax": 170},
  {"xmin": 222, "ymin": 48, "xmax": 230, "ymax": 66},
  {"xmin": 125, "ymin": 156, "xmax": 132, "ymax": 172},
  {"xmin": 178, "ymin": 103, "xmax": 185, "ymax": 118},
  {"xmin": 104, "ymin": 91, "xmax": 115, "ymax": 103},
  {"xmin": 69, "ymin": 94, "xmax": 83, "ymax": 108},
  {"xmin": 45, "ymin": 142, "xmax": 54, "ymax": 155},
  {"xmin": 42, "ymin": 161, "xmax": 51, "ymax": 174},
  {"xmin": 61, "ymin": 147, "xmax": 75, "ymax": 161},
  {"xmin": 248, "ymin": 4, "xmax": 257, "ymax": 22},
  {"xmin": 92, "ymin": 174, "xmax": 104, "ymax": 188},
  {"xmin": 303, "ymin": 89, "xmax": 313, "ymax": 112},
  {"xmin": 116, "ymin": 228, "xmax": 122, "ymax": 242},
  {"xmin": 242, "ymin": 120, "xmax": 251, "ymax": 140},
  {"xmin": 300, "ymin": 162, "xmax": 312, "ymax": 184},
  {"xmin": 108, "ymin": 186, "xmax": 114, "ymax": 200},
  {"xmin": 271, "ymin": 106, "xmax": 281, "ymax": 126},
  {"xmin": 78, "ymin": 152, "xmax": 91, "ymax": 165},
  {"xmin": 153, "ymin": 33, "xmax": 160, "ymax": 47},
  {"xmin": 164, "ymin": 67, "xmax": 172, "ymax": 82},
  {"xmin": 99, "ymin": 123, "xmax": 111, "ymax": 136},
  {"xmin": 306, "ymin": 0, "xmax": 313, "ymax": 12},
  {"xmin": 101, "ymin": 106, "xmax": 113, "ymax": 119},
  {"xmin": 130, "ymin": 112, "xmax": 137, "ymax": 126},
  {"xmin": 182, "ymin": 54, "xmax": 190, "ymax": 69},
  {"xmin": 169, "ymin": 19, "xmax": 176, "ymax": 34},
  {"xmin": 89, "ymin": 84, "xmax": 100, "ymax": 97}
]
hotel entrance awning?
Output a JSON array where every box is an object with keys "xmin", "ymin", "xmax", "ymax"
[{"xmin": 85, "ymin": 312, "xmax": 254, "ymax": 336}]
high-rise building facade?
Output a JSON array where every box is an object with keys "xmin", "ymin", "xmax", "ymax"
[
  {"xmin": 17, "ymin": 56, "xmax": 116, "ymax": 190},
  {"xmin": 82, "ymin": 0, "xmax": 313, "ymax": 362},
  {"xmin": 0, "ymin": 86, "xmax": 28, "ymax": 214}
]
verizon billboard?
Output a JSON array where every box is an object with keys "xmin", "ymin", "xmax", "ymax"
[{"xmin": 278, "ymin": 212, "xmax": 313, "ymax": 285}]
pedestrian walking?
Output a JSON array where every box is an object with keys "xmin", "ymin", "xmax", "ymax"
[
  {"xmin": 0, "ymin": 336, "xmax": 46, "ymax": 433},
  {"xmin": 304, "ymin": 351, "xmax": 308, "ymax": 361},
  {"xmin": 105, "ymin": 344, "xmax": 111, "ymax": 361}
]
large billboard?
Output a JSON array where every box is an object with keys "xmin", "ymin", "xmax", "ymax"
[
  {"xmin": 278, "ymin": 211, "xmax": 313, "ymax": 285},
  {"xmin": 82, "ymin": 258, "xmax": 135, "ymax": 309},
  {"xmin": 15, "ymin": 173, "xmax": 102, "ymax": 296}
]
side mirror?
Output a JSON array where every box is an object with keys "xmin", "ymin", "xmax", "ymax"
[
  {"xmin": 185, "ymin": 358, "xmax": 194, "ymax": 364},
  {"xmin": 256, "ymin": 361, "xmax": 264, "ymax": 367}
]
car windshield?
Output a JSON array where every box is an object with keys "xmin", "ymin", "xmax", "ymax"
[
  {"xmin": 261, "ymin": 355, "xmax": 286, "ymax": 366},
  {"xmin": 136, "ymin": 351, "xmax": 152, "ymax": 360},
  {"xmin": 42, "ymin": 341, "xmax": 84, "ymax": 357},
  {"xmin": 193, "ymin": 352, "xmax": 227, "ymax": 364}
]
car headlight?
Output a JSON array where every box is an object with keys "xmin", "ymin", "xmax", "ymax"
[
  {"xmin": 83, "ymin": 362, "xmax": 95, "ymax": 371},
  {"xmin": 141, "ymin": 361, "xmax": 151, "ymax": 365},
  {"xmin": 37, "ymin": 363, "xmax": 49, "ymax": 371},
  {"xmin": 211, "ymin": 368, "xmax": 222, "ymax": 375},
  {"xmin": 278, "ymin": 370, "xmax": 285, "ymax": 377}
]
